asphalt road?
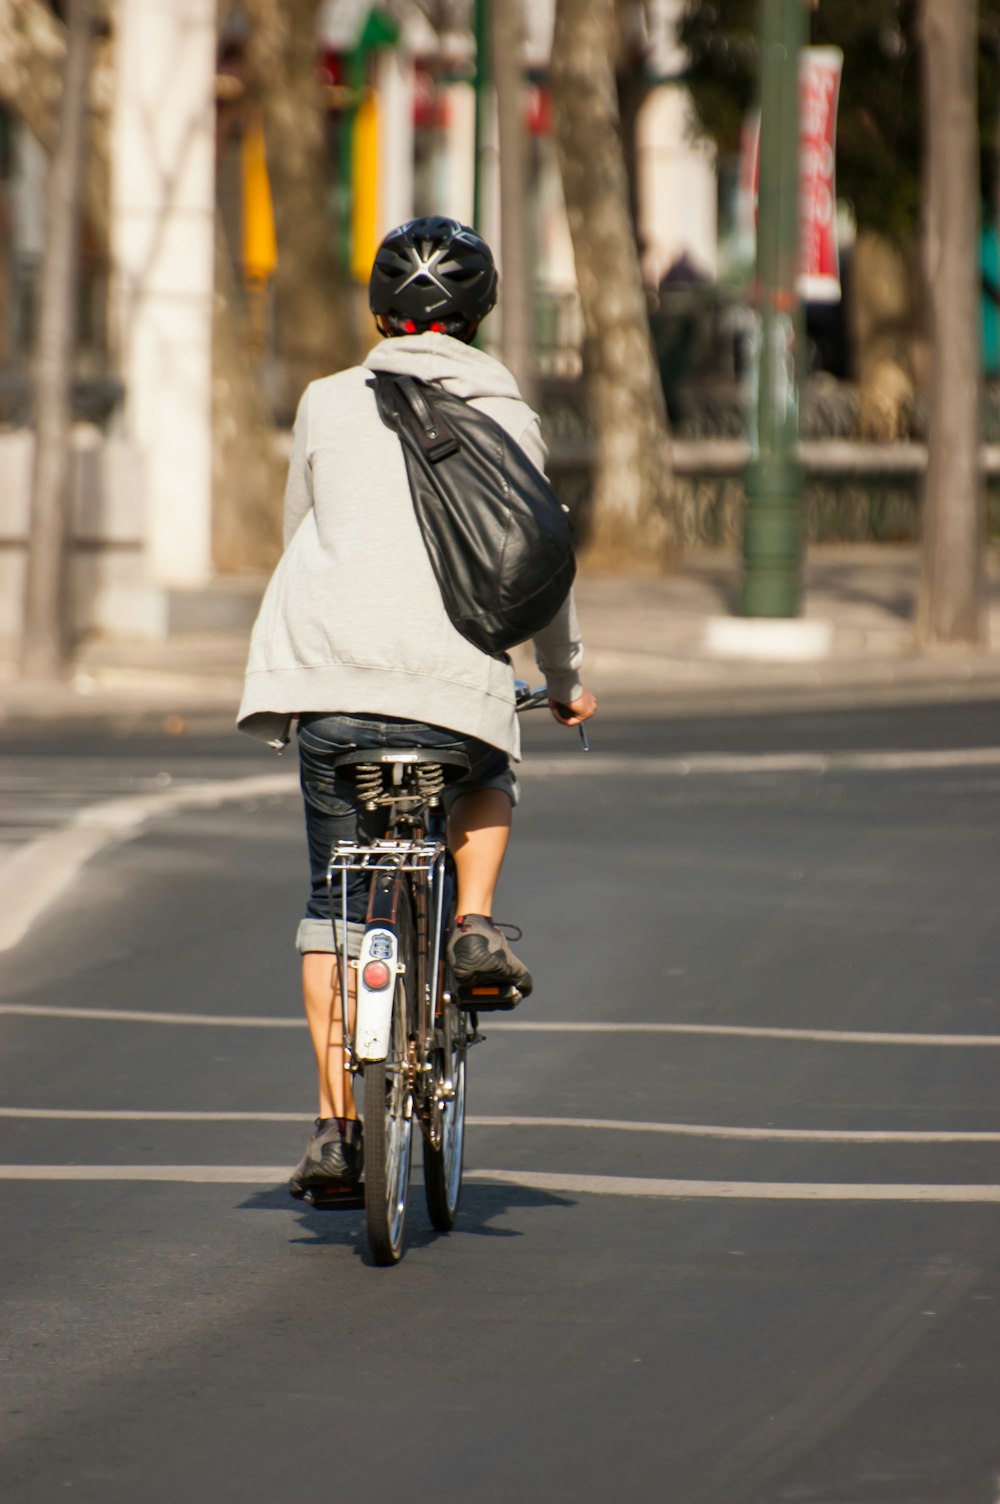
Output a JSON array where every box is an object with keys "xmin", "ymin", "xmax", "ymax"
[{"xmin": 2, "ymin": 698, "xmax": 1000, "ymax": 1503}]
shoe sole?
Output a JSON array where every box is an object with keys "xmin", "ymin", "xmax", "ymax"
[
  {"xmin": 289, "ymin": 1169, "xmax": 362, "ymax": 1199},
  {"xmin": 288, "ymin": 1141, "xmax": 364, "ymax": 1198}
]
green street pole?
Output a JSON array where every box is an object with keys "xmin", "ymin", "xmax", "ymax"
[
  {"xmin": 742, "ymin": 0, "xmax": 808, "ymax": 618},
  {"xmin": 472, "ymin": 0, "xmax": 491, "ymax": 233}
]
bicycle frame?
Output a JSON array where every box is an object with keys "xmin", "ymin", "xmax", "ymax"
[{"xmin": 311, "ymin": 688, "xmax": 587, "ymax": 1255}]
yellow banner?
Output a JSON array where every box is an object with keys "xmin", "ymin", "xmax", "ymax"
[
  {"xmin": 242, "ymin": 113, "xmax": 277, "ymax": 282},
  {"xmin": 351, "ymin": 91, "xmax": 379, "ymax": 283}
]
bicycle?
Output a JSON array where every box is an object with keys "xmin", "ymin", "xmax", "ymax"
[{"xmin": 302, "ymin": 683, "xmax": 586, "ymax": 1265}]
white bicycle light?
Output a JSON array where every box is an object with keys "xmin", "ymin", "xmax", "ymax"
[{"xmin": 354, "ymin": 926, "xmax": 399, "ymax": 1061}]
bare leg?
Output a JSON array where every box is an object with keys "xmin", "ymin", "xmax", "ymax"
[
  {"xmin": 301, "ymin": 952, "xmax": 358, "ymax": 1120},
  {"xmin": 447, "ymin": 788, "xmax": 513, "ymax": 917}
]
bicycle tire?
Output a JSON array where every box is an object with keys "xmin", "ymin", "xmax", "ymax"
[
  {"xmin": 424, "ymin": 999, "xmax": 467, "ymax": 1231},
  {"xmin": 363, "ymin": 887, "xmax": 415, "ymax": 1265}
]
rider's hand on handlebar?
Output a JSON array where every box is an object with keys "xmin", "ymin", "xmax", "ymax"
[{"xmin": 549, "ymin": 687, "xmax": 597, "ymax": 727}]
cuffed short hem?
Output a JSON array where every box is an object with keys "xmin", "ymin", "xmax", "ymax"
[
  {"xmin": 441, "ymin": 768, "xmax": 519, "ymax": 814},
  {"xmin": 296, "ymin": 917, "xmax": 365, "ymax": 958}
]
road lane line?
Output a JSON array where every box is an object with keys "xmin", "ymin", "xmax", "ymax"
[
  {"xmin": 468, "ymin": 1115, "xmax": 1000, "ymax": 1143},
  {"xmin": 488, "ymin": 1022, "xmax": 1000, "ymax": 1047},
  {"xmin": 0, "ymin": 1108, "xmax": 311, "ymax": 1121},
  {"xmin": 4, "ymin": 1107, "xmax": 1000, "ymax": 1143},
  {"xmin": 1, "ymin": 1164, "xmax": 1000, "ymax": 1201},
  {"xmin": 4, "ymin": 1003, "xmax": 1000, "ymax": 1047},
  {"xmin": 0, "ymin": 1165, "xmax": 293, "ymax": 1183},
  {"xmin": 3, "ymin": 747, "xmax": 999, "ymax": 953},
  {"xmin": 464, "ymin": 1171, "xmax": 1000, "ymax": 1203},
  {"xmin": 525, "ymin": 748, "xmax": 1000, "ymax": 778},
  {"xmin": 0, "ymin": 772, "xmax": 298, "ymax": 953},
  {"xmin": 0, "ymin": 1004, "xmax": 305, "ymax": 1027}
]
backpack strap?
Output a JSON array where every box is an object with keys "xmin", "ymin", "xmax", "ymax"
[{"xmin": 373, "ymin": 373, "xmax": 461, "ymax": 463}]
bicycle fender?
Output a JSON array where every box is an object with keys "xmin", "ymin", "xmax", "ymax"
[{"xmin": 354, "ymin": 925, "xmax": 399, "ymax": 1061}]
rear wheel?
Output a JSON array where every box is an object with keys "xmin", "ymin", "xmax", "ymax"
[
  {"xmin": 424, "ymin": 998, "xmax": 468, "ymax": 1231},
  {"xmin": 363, "ymin": 891, "xmax": 415, "ymax": 1265}
]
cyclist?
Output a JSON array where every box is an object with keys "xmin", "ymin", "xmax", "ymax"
[{"xmin": 237, "ymin": 217, "xmax": 597, "ymax": 1196}]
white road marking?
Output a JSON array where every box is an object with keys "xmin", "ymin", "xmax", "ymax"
[
  {"xmin": 0, "ymin": 1164, "xmax": 999, "ymax": 1202},
  {"xmin": 0, "ymin": 1165, "xmax": 292, "ymax": 1183},
  {"xmin": 2, "ymin": 1106, "xmax": 1000, "ymax": 1143},
  {"xmin": 3, "ymin": 746, "xmax": 999, "ymax": 954},
  {"xmin": 465, "ymin": 1171, "xmax": 1000, "ymax": 1203},
  {"xmin": 468, "ymin": 1115, "xmax": 1000, "ymax": 1144},
  {"xmin": 3, "ymin": 1003, "xmax": 1000, "ymax": 1048},
  {"xmin": 0, "ymin": 772, "xmax": 298, "ymax": 953},
  {"xmin": 0, "ymin": 1108, "xmax": 311, "ymax": 1122},
  {"xmin": 526, "ymin": 748, "xmax": 1000, "ymax": 778},
  {"xmin": 0, "ymin": 1004, "xmax": 304, "ymax": 1027},
  {"xmin": 488, "ymin": 1022, "xmax": 1000, "ymax": 1047}
]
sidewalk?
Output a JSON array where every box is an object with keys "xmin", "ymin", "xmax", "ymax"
[{"xmin": 2, "ymin": 544, "xmax": 1000, "ymax": 730}]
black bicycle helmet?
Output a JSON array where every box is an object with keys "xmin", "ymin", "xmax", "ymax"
[{"xmin": 369, "ymin": 216, "xmax": 498, "ymax": 339}]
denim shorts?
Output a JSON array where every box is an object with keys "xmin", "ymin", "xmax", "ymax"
[{"xmin": 295, "ymin": 712, "xmax": 518, "ymax": 956}]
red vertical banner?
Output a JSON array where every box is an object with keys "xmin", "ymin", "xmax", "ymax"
[
  {"xmin": 798, "ymin": 46, "xmax": 843, "ymax": 303},
  {"xmin": 739, "ymin": 108, "xmax": 761, "ymax": 249},
  {"xmin": 741, "ymin": 48, "xmax": 843, "ymax": 302}
]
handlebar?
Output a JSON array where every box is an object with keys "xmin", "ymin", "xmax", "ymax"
[
  {"xmin": 514, "ymin": 685, "xmax": 549, "ymax": 712},
  {"xmin": 514, "ymin": 681, "xmax": 590, "ymax": 752}
]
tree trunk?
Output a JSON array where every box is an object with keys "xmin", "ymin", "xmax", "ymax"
[
  {"xmin": 1, "ymin": 0, "xmax": 288, "ymax": 576},
  {"xmin": 917, "ymin": 0, "xmax": 984, "ymax": 645},
  {"xmin": 491, "ymin": 0, "xmax": 534, "ymax": 406},
  {"xmin": 211, "ymin": 223, "xmax": 284, "ymax": 571},
  {"xmin": 19, "ymin": 0, "xmax": 93, "ymax": 679},
  {"xmin": 0, "ymin": 0, "xmax": 110, "ymax": 246},
  {"xmin": 242, "ymin": 0, "xmax": 359, "ymax": 420},
  {"xmin": 550, "ymin": 0, "xmax": 673, "ymax": 568}
]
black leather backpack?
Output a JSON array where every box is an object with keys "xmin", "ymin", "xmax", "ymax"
[{"xmin": 370, "ymin": 372, "xmax": 576, "ymax": 657}]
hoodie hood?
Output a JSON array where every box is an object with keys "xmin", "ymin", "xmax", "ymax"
[{"xmin": 363, "ymin": 332, "xmax": 524, "ymax": 404}]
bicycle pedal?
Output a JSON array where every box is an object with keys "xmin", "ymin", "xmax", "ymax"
[
  {"xmin": 304, "ymin": 1182, "xmax": 366, "ymax": 1211},
  {"xmin": 455, "ymin": 984, "xmax": 522, "ymax": 1013}
]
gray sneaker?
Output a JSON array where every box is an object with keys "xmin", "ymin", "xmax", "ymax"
[
  {"xmin": 288, "ymin": 1118, "xmax": 363, "ymax": 1198},
  {"xmin": 448, "ymin": 914, "xmax": 533, "ymax": 997}
]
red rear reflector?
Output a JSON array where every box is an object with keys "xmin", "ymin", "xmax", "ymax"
[
  {"xmin": 362, "ymin": 960, "xmax": 391, "ymax": 990},
  {"xmin": 470, "ymin": 986, "xmax": 501, "ymax": 996}
]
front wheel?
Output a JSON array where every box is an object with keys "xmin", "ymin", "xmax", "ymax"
[
  {"xmin": 424, "ymin": 1000, "xmax": 468, "ymax": 1231},
  {"xmin": 363, "ymin": 893, "xmax": 415, "ymax": 1265}
]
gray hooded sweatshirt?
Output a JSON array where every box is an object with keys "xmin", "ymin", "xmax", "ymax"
[{"xmin": 237, "ymin": 333, "xmax": 584, "ymax": 757}]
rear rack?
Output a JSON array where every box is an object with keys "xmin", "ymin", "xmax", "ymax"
[
  {"xmin": 326, "ymin": 839, "xmax": 444, "ymax": 878},
  {"xmin": 326, "ymin": 838, "xmax": 450, "ymax": 1075}
]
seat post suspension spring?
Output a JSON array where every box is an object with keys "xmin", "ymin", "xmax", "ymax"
[
  {"xmin": 416, "ymin": 764, "xmax": 445, "ymax": 805},
  {"xmin": 355, "ymin": 763, "xmax": 384, "ymax": 810}
]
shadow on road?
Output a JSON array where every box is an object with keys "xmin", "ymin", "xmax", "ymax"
[{"xmin": 237, "ymin": 1181, "xmax": 575, "ymax": 1259}]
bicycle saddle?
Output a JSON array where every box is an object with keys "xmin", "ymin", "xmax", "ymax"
[{"xmin": 329, "ymin": 747, "xmax": 471, "ymax": 781}]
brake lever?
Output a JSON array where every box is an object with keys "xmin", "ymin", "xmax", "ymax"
[
  {"xmin": 515, "ymin": 682, "xmax": 590, "ymax": 751},
  {"xmin": 554, "ymin": 703, "xmax": 590, "ymax": 752}
]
